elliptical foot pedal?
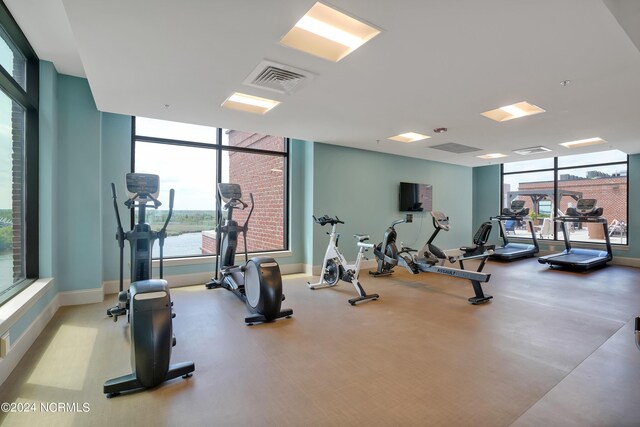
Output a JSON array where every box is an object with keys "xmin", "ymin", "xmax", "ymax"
[
  {"xmin": 205, "ymin": 279, "xmax": 222, "ymax": 289},
  {"xmin": 369, "ymin": 270, "xmax": 393, "ymax": 277}
]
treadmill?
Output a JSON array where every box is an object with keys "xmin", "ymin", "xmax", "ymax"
[
  {"xmin": 538, "ymin": 198, "xmax": 613, "ymax": 270},
  {"xmin": 490, "ymin": 200, "xmax": 539, "ymax": 261}
]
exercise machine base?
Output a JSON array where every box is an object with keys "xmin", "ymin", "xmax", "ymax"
[
  {"xmin": 245, "ymin": 308, "xmax": 294, "ymax": 325},
  {"xmin": 104, "ymin": 361, "xmax": 195, "ymax": 398},
  {"xmin": 307, "ymin": 280, "xmax": 379, "ymax": 306},
  {"xmin": 206, "ymin": 279, "xmax": 293, "ymax": 325}
]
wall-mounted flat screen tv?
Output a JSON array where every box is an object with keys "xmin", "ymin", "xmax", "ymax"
[{"xmin": 399, "ymin": 182, "xmax": 433, "ymax": 212}]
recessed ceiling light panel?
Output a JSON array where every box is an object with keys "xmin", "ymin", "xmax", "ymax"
[
  {"xmin": 221, "ymin": 92, "xmax": 280, "ymax": 115},
  {"xmin": 280, "ymin": 2, "xmax": 381, "ymax": 62},
  {"xmin": 512, "ymin": 146, "xmax": 552, "ymax": 155},
  {"xmin": 388, "ymin": 132, "xmax": 431, "ymax": 143},
  {"xmin": 476, "ymin": 153, "xmax": 508, "ymax": 159},
  {"xmin": 481, "ymin": 101, "xmax": 545, "ymax": 122},
  {"xmin": 559, "ymin": 137, "xmax": 606, "ymax": 148}
]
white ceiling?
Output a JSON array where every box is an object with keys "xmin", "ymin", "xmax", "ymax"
[{"xmin": 6, "ymin": 0, "xmax": 640, "ymax": 167}]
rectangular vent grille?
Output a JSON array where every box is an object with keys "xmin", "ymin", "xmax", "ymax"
[
  {"xmin": 429, "ymin": 143, "xmax": 481, "ymax": 154},
  {"xmin": 252, "ymin": 66, "xmax": 306, "ymax": 94},
  {"xmin": 243, "ymin": 60, "xmax": 314, "ymax": 94},
  {"xmin": 512, "ymin": 146, "xmax": 552, "ymax": 155}
]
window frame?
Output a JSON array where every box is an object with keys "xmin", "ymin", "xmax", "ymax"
[
  {"xmin": 500, "ymin": 153, "xmax": 629, "ymax": 245},
  {"xmin": 0, "ymin": 2, "xmax": 39, "ymax": 307},
  {"xmin": 131, "ymin": 117, "xmax": 290, "ymax": 258}
]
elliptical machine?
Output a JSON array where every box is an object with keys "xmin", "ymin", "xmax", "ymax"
[
  {"xmin": 205, "ymin": 183, "xmax": 293, "ymax": 325},
  {"xmin": 104, "ymin": 173, "xmax": 195, "ymax": 398}
]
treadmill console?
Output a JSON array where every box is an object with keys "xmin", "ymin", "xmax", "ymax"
[
  {"xmin": 565, "ymin": 199, "xmax": 603, "ymax": 217},
  {"xmin": 501, "ymin": 199, "xmax": 529, "ymax": 217}
]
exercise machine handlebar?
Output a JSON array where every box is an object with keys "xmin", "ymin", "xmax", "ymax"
[
  {"xmin": 313, "ymin": 215, "xmax": 344, "ymax": 226},
  {"xmin": 158, "ymin": 188, "xmax": 174, "ymax": 279},
  {"xmin": 111, "ymin": 183, "xmax": 125, "ymax": 296}
]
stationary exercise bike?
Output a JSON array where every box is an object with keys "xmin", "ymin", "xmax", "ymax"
[
  {"xmin": 205, "ymin": 183, "xmax": 293, "ymax": 324},
  {"xmin": 104, "ymin": 173, "xmax": 195, "ymax": 398},
  {"xmin": 307, "ymin": 215, "xmax": 379, "ymax": 305}
]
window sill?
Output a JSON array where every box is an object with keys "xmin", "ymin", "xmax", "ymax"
[
  {"xmin": 152, "ymin": 250, "xmax": 294, "ymax": 268},
  {"xmin": 0, "ymin": 278, "xmax": 54, "ymax": 335}
]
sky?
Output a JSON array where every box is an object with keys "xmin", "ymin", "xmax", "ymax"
[{"xmin": 502, "ymin": 150, "xmax": 628, "ymax": 190}]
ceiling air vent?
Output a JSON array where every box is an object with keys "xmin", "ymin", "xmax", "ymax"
[
  {"xmin": 428, "ymin": 143, "xmax": 481, "ymax": 154},
  {"xmin": 512, "ymin": 146, "xmax": 552, "ymax": 155},
  {"xmin": 243, "ymin": 60, "xmax": 314, "ymax": 95}
]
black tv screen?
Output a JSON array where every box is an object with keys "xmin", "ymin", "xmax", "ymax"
[{"xmin": 399, "ymin": 182, "xmax": 433, "ymax": 212}]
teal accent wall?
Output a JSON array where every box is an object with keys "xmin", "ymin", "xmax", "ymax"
[
  {"xmin": 310, "ymin": 143, "xmax": 474, "ymax": 266},
  {"xmin": 286, "ymin": 139, "xmax": 308, "ymax": 266},
  {"xmin": 55, "ymin": 75, "xmax": 103, "ymax": 291},
  {"xmin": 625, "ymin": 154, "xmax": 640, "ymax": 258},
  {"xmin": 101, "ymin": 114, "xmax": 132, "ymax": 281},
  {"xmin": 293, "ymin": 139, "xmax": 315, "ymax": 268},
  {"xmin": 473, "ymin": 165, "xmax": 501, "ymax": 245},
  {"xmin": 39, "ymin": 61, "xmax": 58, "ymax": 279}
]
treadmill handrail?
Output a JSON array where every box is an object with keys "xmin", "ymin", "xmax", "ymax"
[
  {"xmin": 554, "ymin": 216, "xmax": 607, "ymax": 224},
  {"xmin": 489, "ymin": 217, "xmax": 539, "ymax": 256}
]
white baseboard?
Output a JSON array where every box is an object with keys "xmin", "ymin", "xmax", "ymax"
[
  {"xmin": 0, "ymin": 292, "xmax": 60, "ymax": 387},
  {"xmin": 280, "ymin": 263, "xmax": 305, "ymax": 275},
  {"xmin": 611, "ymin": 256, "xmax": 640, "ymax": 268},
  {"xmin": 58, "ymin": 288, "xmax": 104, "ymax": 306}
]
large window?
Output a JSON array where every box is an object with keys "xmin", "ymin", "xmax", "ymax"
[
  {"xmin": 133, "ymin": 118, "xmax": 288, "ymax": 258},
  {"xmin": 501, "ymin": 150, "xmax": 628, "ymax": 244},
  {"xmin": 0, "ymin": 3, "xmax": 39, "ymax": 306}
]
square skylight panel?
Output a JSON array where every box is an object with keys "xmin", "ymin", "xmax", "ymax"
[
  {"xmin": 481, "ymin": 101, "xmax": 545, "ymax": 122},
  {"xmin": 388, "ymin": 132, "xmax": 431, "ymax": 143},
  {"xmin": 280, "ymin": 2, "xmax": 381, "ymax": 62},
  {"xmin": 559, "ymin": 137, "xmax": 606, "ymax": 148},
  {"xmin": 221, "ymin": 92, "xmax": 280, "ymax": 115},
  {"xmin": 476, "ymin": 153, "xmax": 508, "ymax": 159}
]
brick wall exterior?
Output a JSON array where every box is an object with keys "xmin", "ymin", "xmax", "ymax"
[
  {"xmin": 11, "ymin": 55, "xmax": 26, "ymax": 281},
  {"xmin": 201, "ymin": 131, "xmax": 285, "ymax": 254},
  {"xmin": 518, "ymin": 176, "xmax": 627, "ymax": 223}
]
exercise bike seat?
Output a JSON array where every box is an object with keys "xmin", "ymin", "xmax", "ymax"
[{"xmin": 353, "ymin": 234, "xmax": 370, "ymax": 242}]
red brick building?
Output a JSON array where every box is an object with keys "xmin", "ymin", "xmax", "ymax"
[
  {"xmin": 515, "ymin": 175, "xmax": 627, "ymax": 223},
  {"xmin": 202, "ymin": 131, "xmax": 286, "ymax": 255}
]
